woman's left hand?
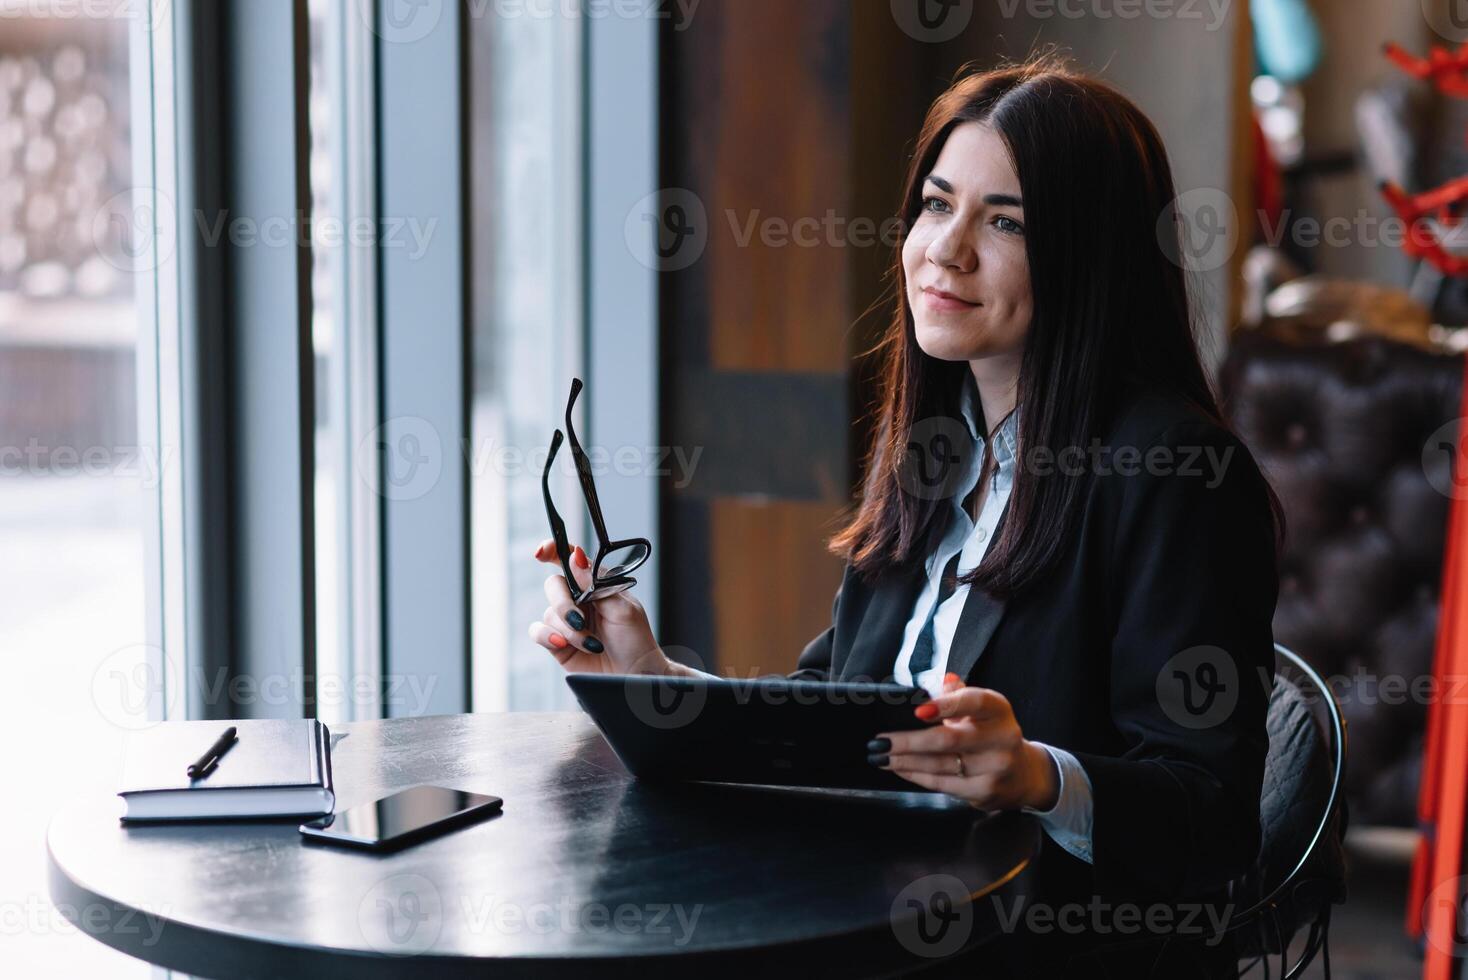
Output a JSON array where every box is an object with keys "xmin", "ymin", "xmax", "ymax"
[{"xmin": 871, "ymin": 673, "xmax": 1060, "ymax": 811}]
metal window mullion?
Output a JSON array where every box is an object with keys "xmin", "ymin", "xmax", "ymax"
[
  {"xmin": 585, "ymin": 10, "xmax": 659, "ymax": 633},
  {"xmin": 341, "ymin": 0, "xmax": 384, "ymax": 722},
  {"xmin": 223, "ymin": 0, "xmax": 317, "ymax": 719},
  {"xmin": 377, "ymin": 0, "xmax": 469, "ymax": 717}
]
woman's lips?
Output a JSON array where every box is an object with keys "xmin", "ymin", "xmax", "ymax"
[{"xmin": 921, "ymin": 287, "xmax": 980, "ymax": 312}]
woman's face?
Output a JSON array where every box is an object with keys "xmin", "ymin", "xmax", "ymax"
[{"xmin": 902, "ymin": 121, "xmax": 1032, "ymax": 363}]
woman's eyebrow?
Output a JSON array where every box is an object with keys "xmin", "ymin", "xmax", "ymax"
[{"xmin": 922, "ymin": 174, "xmax": 1023, "ymax": 209}]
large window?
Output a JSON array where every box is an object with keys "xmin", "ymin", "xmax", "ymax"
[
  {"xmin": 0, "ymin": 3, "xmax": 156, "ymax": 976},
  {"xmin": 468, "ymin": 6, "xmax": 586, "ymax": 712},
  {"xmin": 308, "ymin": 0, "xmax": 381, "ymax": 725}
]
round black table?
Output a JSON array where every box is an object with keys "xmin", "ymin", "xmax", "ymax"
[{"xmin": 48, "ymin": 712, "xmax": 1038, "ymax": 978}]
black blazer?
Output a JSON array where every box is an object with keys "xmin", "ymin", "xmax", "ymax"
[{"xmin": 790, "ymin": 389, "xmax": 1279, "ymax": 975}]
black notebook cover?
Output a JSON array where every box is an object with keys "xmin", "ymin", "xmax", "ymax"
[{"xmin": 118, "ymin": 719, "xmax": 335, "ymax": 822}]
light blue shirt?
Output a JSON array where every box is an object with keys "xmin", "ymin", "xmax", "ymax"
[{"xmin": 892, "ymin": 376, "xmax": 1095, "ymax": 864}]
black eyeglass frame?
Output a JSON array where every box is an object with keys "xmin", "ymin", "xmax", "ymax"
[{"xmin": 541, "ymin": 378, "xmax": 653, "ymax": 603}]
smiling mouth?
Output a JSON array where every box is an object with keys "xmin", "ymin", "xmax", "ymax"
[{"xmin": 922, "ymin": 287, "xmax": 980, "ymax": 309}]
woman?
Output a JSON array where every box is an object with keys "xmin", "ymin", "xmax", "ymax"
[{"xmin": 529, "ymin": 56, "xmax": 1281, "ymax": 977}]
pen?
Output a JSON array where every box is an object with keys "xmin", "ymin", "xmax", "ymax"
[{"xmin": 187, "ymin": 726, "xmax": 238, "ymax": 779}]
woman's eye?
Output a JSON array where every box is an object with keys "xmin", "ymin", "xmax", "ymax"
[
  {"xmin": 921, "ymin": 196, "xmax": 951, "ymax": 214},
  {"xmin": 994, "ymin": 215, "xmax": 1024, "ymax": 235}
]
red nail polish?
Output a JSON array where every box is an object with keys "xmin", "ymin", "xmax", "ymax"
[
  {"xmin": 944, "ymin": 672, "xmax": 961, "ymax": 686},
  {"xmin": 548, "ymin": 633, "xmax": 567, "ymax": 648},
  {"xmin": 915, "ymin": 703, "xmax": 940, "ymax": 721}
]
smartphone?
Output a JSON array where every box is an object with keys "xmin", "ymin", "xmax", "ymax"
[{"xmin": 300, "ymin": 785, "xmax": 503, "ymax": 852}]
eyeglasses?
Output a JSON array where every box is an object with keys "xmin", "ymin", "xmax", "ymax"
[{"xmin": 542, "ymin": 378, "xmax": 653, "ymax": 603}]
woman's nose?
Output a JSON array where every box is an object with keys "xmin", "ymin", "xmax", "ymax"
[{"xmin": 927, "ymin": 224, "xmax": 976, "ymax": 273}]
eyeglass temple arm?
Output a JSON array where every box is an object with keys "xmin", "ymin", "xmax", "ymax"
[
  {"xmin": 541, "ymin": 430, "xmax": 576, "ymax": 572},
  {"xmin": 565, "ymin": 378, "xmax": 613, "ymax": 548}
]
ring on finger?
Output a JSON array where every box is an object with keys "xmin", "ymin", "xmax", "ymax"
[{"xmin": 954, "ymin": 753, "xmax": 965, "ymax": 777}]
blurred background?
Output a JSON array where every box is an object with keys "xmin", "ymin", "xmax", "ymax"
[{"xmin": 4, "ymin": 0, "xmax": 1467, "ymax": 976}]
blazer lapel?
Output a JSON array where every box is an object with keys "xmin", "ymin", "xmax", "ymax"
[
  {"xmin": 944, "ymin": 498, "xmax": 1013, "ymax": 683},
  {"xmin": 840, "ymin": 557, "xmax": 928, "ymax": 683}
]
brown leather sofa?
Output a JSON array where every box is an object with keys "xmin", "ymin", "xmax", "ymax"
[{"xmin": 1219, "ymin": 326, "xmax": 1462, "ymax": 826}]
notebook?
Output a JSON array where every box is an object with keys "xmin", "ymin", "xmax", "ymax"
[{"xmin": 118, "ymin": 719, "xmax": 335, "ymax": 822}]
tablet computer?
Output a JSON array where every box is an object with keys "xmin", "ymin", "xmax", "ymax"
[{"xmin": 565, "ymin": 672, "xmax": 937, "ymax": 793}]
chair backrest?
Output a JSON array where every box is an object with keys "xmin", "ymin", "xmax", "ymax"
[{"xmin": 1228, "ymin": 643, "xmax": 1348, "ymax": 965}]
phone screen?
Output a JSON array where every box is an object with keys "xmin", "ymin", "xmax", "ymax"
[{"xmin": 301, "ymin": 786, "xmax": 502, "ymax": 849}]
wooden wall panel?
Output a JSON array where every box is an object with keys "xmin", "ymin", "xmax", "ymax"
[
  {"xmin": 661, "ymin": 0, "xmax": 857, "ymax": 674},
  {"xmin": 710, "ymin": 499, "xmax": 847, "ymax": 679}
]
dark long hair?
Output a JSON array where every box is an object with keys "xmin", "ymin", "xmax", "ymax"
[{"xmin": 830, "ymin": 54, "xmax": 1281, "ymax": 598}]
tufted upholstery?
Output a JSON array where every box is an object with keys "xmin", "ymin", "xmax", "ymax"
[{"xmin": 1219, "ymin": 331, "xmax": 1463, "ymax": 826}]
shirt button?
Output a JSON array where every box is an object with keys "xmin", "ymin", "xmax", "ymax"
[{"xmin": 976, "ymin": 526, "xmax": 988, "ymax": 542}]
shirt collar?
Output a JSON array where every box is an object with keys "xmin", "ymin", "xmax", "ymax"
[{"xmin": 958, "ymin": 375, "xmax": 1020, "ymax": 468}]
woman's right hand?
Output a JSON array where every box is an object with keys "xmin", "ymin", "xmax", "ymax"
[{"xmin": 528, "ymin": 539, "xmax": 672, "ymax": 676}]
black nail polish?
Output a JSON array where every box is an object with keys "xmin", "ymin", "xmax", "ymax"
[
  {"xmin": 866, "ymin": 738, "xmax": 891, "ymax": 754},
  {"xmin": 566, "ymin": 609, "xmax": 585, "ymax": 631},
  {"xmin": 867, "ymin": 753, "xmax": 889, "ymax": 767},
  {"xmin": 583, "ymin": 636, "xmax": 604, "ymax": 653}
]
